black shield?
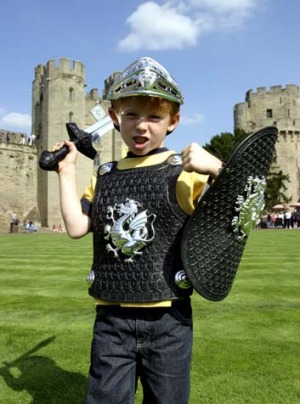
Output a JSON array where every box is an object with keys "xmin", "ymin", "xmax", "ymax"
[{"xmin": 181, "ymin": 126, "xmax": 278, "ymax": 301}]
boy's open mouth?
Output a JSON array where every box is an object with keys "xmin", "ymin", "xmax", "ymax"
[{"xmin": 133, "ymin": 136, "xmax": 148, "ymax": 145}]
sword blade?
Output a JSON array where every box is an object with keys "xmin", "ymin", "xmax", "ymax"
[{"xmin": 84, "ymin": 115, "xmax": 114, "ymax": 137}]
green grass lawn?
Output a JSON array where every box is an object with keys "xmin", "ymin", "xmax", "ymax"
[{"xmin": 0, "ymin": 230, "xmax": 299, "ymax": 403}]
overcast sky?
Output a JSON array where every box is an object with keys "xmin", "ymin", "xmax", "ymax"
[{"xmin": 1, "ymin": 0, "xmax": 299, "ymax": 151}]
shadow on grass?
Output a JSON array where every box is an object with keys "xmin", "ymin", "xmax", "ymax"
[{"xmin": 0, "ymin": 337, "xmax": 87, "ymax": 403}]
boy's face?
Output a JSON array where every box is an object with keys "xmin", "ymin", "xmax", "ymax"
[{"xmin": 109, "ymin": 97, "xmax": 180, "ymax": 156}]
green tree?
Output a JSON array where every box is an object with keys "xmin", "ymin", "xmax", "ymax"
[
  {"xmin": 264, "ymin": 170, "xmax": 291, "ymax": 211},
  {"xmin": 203, "ymin": 128, "xmax": 250, "ymax": 161}
]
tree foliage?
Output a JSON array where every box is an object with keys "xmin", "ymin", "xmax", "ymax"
[
  {"xmin": 264, "ymin": 170, "xmax": 291, "ymax": 211},
  {"xmin": 203, "ymin": 128, "xmax": 250, "ymax": 162}
]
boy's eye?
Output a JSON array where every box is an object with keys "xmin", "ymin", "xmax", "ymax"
[
  {"xmin": 122, "ymin": 112, "xmax": 162, "ymax": 121},
  {"xmin": 149, "ymin": 115, "xmax": 161, "ymax": 121},
  {"xmin": 124, "ymin": 112, "xmax": 137, "ymax": 118}
]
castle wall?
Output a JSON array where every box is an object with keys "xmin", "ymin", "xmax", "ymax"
[
  {"xmin": 32, "ymin": 58, "xmax": 124, "ymax": 228},
  {"xmin": 0, "ymin": 59, "xmax": 126, "ymax": 229},
  {"xmin": 33, "ymin": 59, "xmax": 88, "ymax": 227},
  {"xmin": 234, "ymin": 85, "xmax": 300, "ymax": 203},
  {"xmin": 0, "ymin": 141, "xmax": 39, "ymax": 226},
  {"xmin": 276, "ymin": 130, "xmax": 300, "ymax": 201},
  {"xmin": 6, "ymin": 61, "xmax": 299, "ymax": 228}
]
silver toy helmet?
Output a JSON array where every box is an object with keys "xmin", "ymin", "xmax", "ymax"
[{"xmin": 107, "ymin": 57, "xmax": 184, "ymax": 105}]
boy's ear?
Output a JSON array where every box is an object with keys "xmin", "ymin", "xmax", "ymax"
[
  {"xmin": 108, "ymin": 107, "xmax": 121, "ymax": 132},
  {"xmin": 167, "ymin": 113, "xmax": 180, "ymax": 134},
  {"xmin": 108, "ymin": 107, "xmax": 119, "ymax": 125}
]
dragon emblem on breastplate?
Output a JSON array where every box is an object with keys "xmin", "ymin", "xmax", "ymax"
[
  {"xmin": 232, "ymin": 176, "xmax": 266, "ymax": 243},
  {"xmin": 104, "ymin": 199, "xmax": 156, "ymax": 263}
]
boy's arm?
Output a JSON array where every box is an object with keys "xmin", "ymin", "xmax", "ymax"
[{"xmin": 56, "ymin": 140, "xmax": 92, "ymax": 238}]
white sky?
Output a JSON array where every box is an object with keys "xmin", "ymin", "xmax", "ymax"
[{"xmin": 1, "ymin": 0, "xmax": 299, "ymax": 151}]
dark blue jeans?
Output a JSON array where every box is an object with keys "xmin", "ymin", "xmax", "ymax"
[{"xmin": 86, "ymin": 298, "xmax": 193, "ymax": 404}]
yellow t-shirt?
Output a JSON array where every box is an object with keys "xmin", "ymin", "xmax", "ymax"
[{"xmin": 81, "ymin": 150, "xmax": 209, "ymax": 307}]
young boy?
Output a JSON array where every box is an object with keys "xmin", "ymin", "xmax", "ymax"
[{"xmin": 55, "ymin": 57, "xmax": 222, "ymax": 404}]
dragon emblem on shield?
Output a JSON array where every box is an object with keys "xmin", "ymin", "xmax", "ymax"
[
  {"xmin": 232, "ymin": 176, "xmax": 266, "ymax": 242},
  {"xmin": 104, "ymin": 199, "xmax": 156, "ymax": 263}
]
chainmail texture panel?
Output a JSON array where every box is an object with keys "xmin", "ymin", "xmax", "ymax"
[{"xmin": 89, "ymin": 157, "xmax": 193, "ymax": 303}]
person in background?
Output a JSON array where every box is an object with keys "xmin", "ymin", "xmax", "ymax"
[
  {"xmin": 284, "ymin": 209, "xmax": 292, "ymax": 229},
  {"xmin": 20, "ymin": 134, "xmax": 26, "ymax": 145}
]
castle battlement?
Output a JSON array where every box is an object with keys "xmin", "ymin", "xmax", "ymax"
[
  {"xmin": 103, "ymin": 72, "xmax": 121, "ymax": 99},
  {"xmin": 34, "ymin": 58, "xmax": 85, "ymax": 83},
  {"xmin": 47, "ymin": 58, "xmax": 85, "ymax": 77},
  {"xmin": 246, "ymin": 84, "xmax": 299, "ymax": 101}
]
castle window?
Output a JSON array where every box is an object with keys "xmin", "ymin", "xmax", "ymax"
[
  {"xmin": 69, "ymin": 112, "xmax": 74, "ymax": 122},
  {"xmin": 69, "ymin": 88, "xmax": 75, "ymax": 101},
  {"xmin": 266, "ymin": 109, "xmax": 273, "ymax": 118}
]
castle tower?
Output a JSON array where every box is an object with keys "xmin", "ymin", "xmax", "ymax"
[
  {"xmin": 32, "ymin": 58, "xmax": 123, "ymax": 227},
  {"xmin": 234, "ymin": 85, "xmax": 300, "ymax": 203}
]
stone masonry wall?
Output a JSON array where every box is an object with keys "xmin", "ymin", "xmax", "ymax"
[{"xmin": 0, "ymin": 140, "xmax": 39, "ymax": 227}]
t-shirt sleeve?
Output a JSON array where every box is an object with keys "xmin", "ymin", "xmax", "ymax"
[
  {"xmin": 176, "ymin": 171, "xmax": 209, "ymax": 215},
  {"xmin": 80, "ymin": 173, "xmax": 97, "ymax": 217}
]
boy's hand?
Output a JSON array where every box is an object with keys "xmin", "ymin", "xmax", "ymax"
[
  {"xmin": 51, "ymin": 140, "xmax": 78, "ymax": 174},
  {"xmin": 181, "ymin": 143, "xmax": 223, "ymax": 179}
]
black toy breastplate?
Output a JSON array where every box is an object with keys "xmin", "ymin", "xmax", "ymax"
[{"xmin": 88, "ymin": 155, "xmax": 193, "ymax": 303}]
